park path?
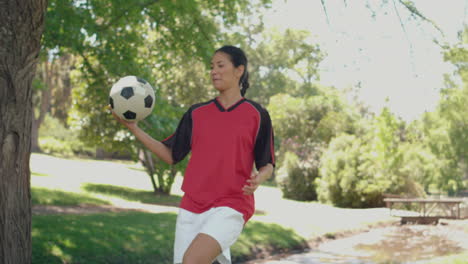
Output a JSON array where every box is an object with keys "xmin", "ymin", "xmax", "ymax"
[{"xmin": 251, "ymin": 219, "xmax": 468, "ymax": 264}]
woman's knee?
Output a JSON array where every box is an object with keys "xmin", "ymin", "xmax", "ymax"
[{"xmin": 182, "ymin": 233, "xmax": 221, "ymax": 264}]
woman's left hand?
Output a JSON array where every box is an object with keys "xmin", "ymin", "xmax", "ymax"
[{"xmin": 242, "ymin": 172, "xmax": 260, "ymax": 195}]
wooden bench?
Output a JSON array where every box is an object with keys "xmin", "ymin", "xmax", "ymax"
[
  {"xmin": 383, "ymin": 197, "xmax": 466, "ymax": 224},
  {"xmin": 400, "ymin": 216, "xmax": 440, "ymax": 225}
]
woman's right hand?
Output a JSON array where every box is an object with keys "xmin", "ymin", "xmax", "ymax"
[
  {"xmin": 108, "ymin": 105, "xmax": 173, "ymax": 164},
  {"xmin": 109, "ymin": 106, "xmax": 138, "ymax": 131}
]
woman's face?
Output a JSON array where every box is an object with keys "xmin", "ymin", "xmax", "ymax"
[{"xmin": 210, "ymin": 52, "xmax": 244, "ymax": 92}]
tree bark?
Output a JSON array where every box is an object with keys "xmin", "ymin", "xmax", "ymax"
[{"xmin": 0, "ymin": 0, "xmax": 47, "ymax": 263}]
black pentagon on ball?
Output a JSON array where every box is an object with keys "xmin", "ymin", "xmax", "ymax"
[
  {"xmin": 137, "ymin": 77, "xmax": 148, "ymax": 85},
  {"xmin": 144, "ymin": 95, "xmax": 153, "ymax": 108},
  {"xmin": 120, "ymin": 87, "xmax": 134, "ymax": 99},
  {"xmin": 109, "ymin": 97, "xmax": 114, "ymax": 109},
  {"xmin": 123, "ymin": 110, "xmax": 136, "ymax": 120}
]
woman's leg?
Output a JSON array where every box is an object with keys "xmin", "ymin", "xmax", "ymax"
[
  {"xmin": 174, "ymin": 208, "xmax": 199, "ymax": 264},
  {"xmin": 182, "ymin": 233, "xmax": 222, "ymax": 264}
]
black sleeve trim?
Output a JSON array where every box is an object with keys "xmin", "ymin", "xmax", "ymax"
[
  {"xmin": 161, "ymin": 110, "xmax": 193, "ymax": 164},
  {"xmin": 254, "ymin": 106, "xmax": 275, "ymax": 170}
]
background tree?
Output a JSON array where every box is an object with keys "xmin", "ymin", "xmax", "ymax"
[
  {"xmin": 316, "ymin": 28, "xmax": 468, "ymax": 206},
  {"xmin": 40, "ymin": 0, "xmax": 272, "ymax": 195},
  {"xmin": 221, "ymin": 15, "xmax": 368, "ymax": 201},
  {"xmin": 273, "ymin": 0, "xmax": 463, "ymax": 203},
  {"xmin": 30, "ymin": 0, "xmax": 465, "ymax": 204},
  {"xmin": 440, "ymin": 28, "xmax": 468, "ymax": 193},
  {"xmin": 414, "ymin": 28, "xmax": 468, "ymax": 195},
  {"xmin": 154, "ymin": 50, "xmax": 214, "ymax": 107},
  {"xmin": 32, "ymin": 53, "xmax": 75, "ymax": 152},
  {"xmin": 270, "ymin": 87, "xmax": 360, "ymax": 201},
  {"xmin": 226, "ymin": 24, "xmax": 325, "ymax": 106},
  {"xmin": 317, "ymin": 107, "xmax": 426, "ymax": 207},
  {"xmin": 0, "ymin": 0, "xmax": 48, "ymax": 262}
]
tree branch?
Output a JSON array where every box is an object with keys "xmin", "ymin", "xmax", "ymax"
[
  {"xmin": 184, "ymin": 3, "xmax": 214, "ymax": 47},
  {"xmin": 392, "ymin": 0, "xmax": 417, "ymax": 74},
  {"xmin": 99, "ymin": 0, "xmax": 160, "ymax": 32},
  {"xmin": 76, "ymin": 47, "xmax": 107, "ymax": 88},
  {"xmin": 397, "ymin": 0, "xmax": 444, "ymax": 37},
  {"xmin": 392, "ymin": 0, "xmax": 414, "ymax": 51},
  {"xmin": 320, "ymin": 0, "xmax": 331, "ymax": 26}
]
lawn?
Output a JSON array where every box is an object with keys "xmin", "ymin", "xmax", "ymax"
[
  {"xmin": 30, "ymin": 153, "xmax": 307, "ymax": 263},
  {"xmin": 33, "ymin": 212, "xmax": 306, "ymax": 264},
  {"xmin": 33, "ymin": 212, "xmax": 177, "ymax": 263},
  {"xmin": 30, "ymin": 153, "xmax": 468, "ymax": 264}
]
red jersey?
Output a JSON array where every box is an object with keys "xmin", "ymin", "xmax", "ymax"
[{"xmin": 162, "ymin": 97, "xmax": 275, "ymax": 222}]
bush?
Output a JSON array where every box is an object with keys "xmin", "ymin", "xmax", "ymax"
[
  {"xmin": 39, "ymin": 115, "xmax": 93, "ymax": 157},
  {"xmin": 316, "ymin": 133, "xmax": 430, "ymax": 208},
  {"xmin": 398, "ymin": 143, "xmax": 439, "ymax": 196},
  {"xmin": 277, "ymin": 151, "xmax": 318, "ymax": 201},
  {"xmin": 39, "ymin": 137, "xmax": 74, "ymax": 156},
  {"xmin": 268, "ymin": 92, "xmax": 360, "ymax": 202},
  {"xmin": 316, "ymin": 134, "xmax": 379, "ymax": 207}
]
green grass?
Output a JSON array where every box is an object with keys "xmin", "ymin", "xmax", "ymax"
[
  {"xmin": 30, "ymin": 156, "xmax": 306, "ymax": 264},
  {"xmin": 32, "ymin": 212, "xmax": 307, "ymax": 264},
  {"xmin": 33, "ymin": 212, "xmax": 177, "ymax": 264},
  {"xmin": 232, "ymin": 222, "xmax": 308, "ymax": 263},
  {"xmin": 32, "ymin": 187, "xmax": 110, "ymax": 206}
]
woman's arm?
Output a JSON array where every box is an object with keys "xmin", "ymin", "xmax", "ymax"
[
  {"xmin": 111, "ymin": 110, "xmax": 174, "ymax": 164},
  {"xmin": 242, "ymin": 163, "xmax": 274, "ymax": 195}
]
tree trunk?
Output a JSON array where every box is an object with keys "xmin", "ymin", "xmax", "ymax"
[
  {"xmin": 0, "ymin": 0, "xmax": 47, "ymax": 263},
  {"xmin": 139, "ymin": 149, "xmax": 160, "ymax": 193}
]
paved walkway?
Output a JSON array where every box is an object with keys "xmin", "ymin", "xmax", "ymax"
[{"xmin": 255, "ymin": 220, "xmax": 468, "ymax": 264}]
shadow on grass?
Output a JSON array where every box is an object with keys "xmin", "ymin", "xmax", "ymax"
[
  {"xmin": 32, "ymin": 187, "xmax": 110, "ymax": 206},
  {"xmin": 32, "ymin": 212, "xmax": 306, "ymax": 264},
  {"xmin": 232, "ymin": 221, "xmax": 309, "ymax": 263},
  {"xmin": 32, "ymin": 212, "xmax": 177, "ymax": 264},
  {"xmin": 83, "ymin": 183, "xmax": 181, "ymax": 206}
]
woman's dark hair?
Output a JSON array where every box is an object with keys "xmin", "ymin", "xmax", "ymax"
[{"xmin": 215, "ymin": 45, "xmax": 250, "ymax": 96}]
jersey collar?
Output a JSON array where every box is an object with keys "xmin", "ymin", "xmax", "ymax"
[{"xmin": 214, "ymin": 97, "xmax": 246, "ymax": 112}]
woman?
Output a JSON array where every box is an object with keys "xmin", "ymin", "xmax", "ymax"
[{"xmin": 112, "ymin": 45, "xmax": 275, "ymax": 264}]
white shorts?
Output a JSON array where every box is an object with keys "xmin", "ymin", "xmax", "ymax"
[{"xmin": 173, "ymin": 207, "xmax": 244, "ymax": 264}]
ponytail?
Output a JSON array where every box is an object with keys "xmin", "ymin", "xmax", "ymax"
[{"xmin": 240, "ymin": 71, "xmax": 249, "ymax": 96}]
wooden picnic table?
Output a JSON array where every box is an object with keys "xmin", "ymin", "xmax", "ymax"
[{"xmin": 383, "ymin": 197, "xmax": 466, "ymax": 224}]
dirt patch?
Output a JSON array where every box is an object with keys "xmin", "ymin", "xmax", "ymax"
[
  {"xmin": 32, "ymin": 203, "xmax": 180, "ymax": 215},
  {"xmin": 32, "ymin": 204, "xmax": 148, "ymax": 215}
]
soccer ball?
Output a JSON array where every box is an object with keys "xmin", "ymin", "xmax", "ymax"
[{"xmin": 109, "ymin": 76, "xmax": 155, "ymax": 122}]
